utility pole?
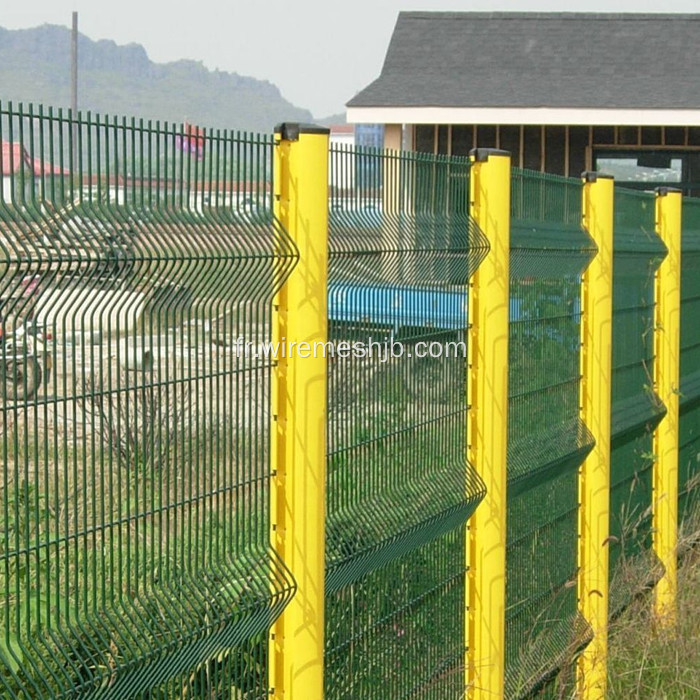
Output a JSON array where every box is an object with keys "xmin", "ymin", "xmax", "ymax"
[{"xmin": 71, "ymin": 11, "xmax": 78, "ymax": 172}]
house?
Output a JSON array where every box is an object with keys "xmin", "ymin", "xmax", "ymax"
[
  {"xmin": 2, "ymin": 140, "xmax": 71, "ymax": 204},
  {"xmin": 330, "ymin": 124, "xmax": 355, "ymax": 149},
  {"xmin": 1, "ymin": 141, "xmax": 31, "ymax": 203},
  {"xmin": 346, "ymin": 13, "xmax": 700, "ymax": 193},
  {"xmin": 328, "ymin": 125, "xmax": 387, "ymax": 194},
  {"xmin": 329, "ymin": 124, "xmax": 386, "ymax": 150}
]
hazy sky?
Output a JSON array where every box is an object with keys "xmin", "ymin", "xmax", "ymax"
[{"xmin": 3, "ymin": 1, "xmax": 700, "ymax": 117}]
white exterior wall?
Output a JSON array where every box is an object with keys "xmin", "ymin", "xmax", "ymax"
[
  {"xmin": 329, "ymin": 129, "xmax": 355, "ymax": 192},
  {"xmin": 2, "ymin": 176, "xmax": 11, "ymax": 203},
  {"xmin": 329, "ymin": 131, "xmax": 354, "ymax": 149}
]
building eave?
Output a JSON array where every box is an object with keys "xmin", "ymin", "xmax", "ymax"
[{"xmin": 346, "ymin": 106, "xmax": 700, "ymax": 127}]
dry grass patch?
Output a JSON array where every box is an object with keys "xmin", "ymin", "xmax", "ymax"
[{"xmin": 607, "ymin": 544, "xmax": 700, "ymax": 699}]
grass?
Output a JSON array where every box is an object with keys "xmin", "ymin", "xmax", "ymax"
[
  {"xmin": 0, "ymin": 396, "xmax": 277, "ymax": 699},
  {"xmin": 606, "ymin": 529, "xmax": 700, "ymax": 699}
]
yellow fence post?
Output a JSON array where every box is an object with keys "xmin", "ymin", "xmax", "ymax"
[
  {"xmin": 652, "ymin": 187, "xmax": 682, "ymax": 628},
  {"xmin": 269, "ymin": 123, "xmax": 329, "ymax": 700},
  {"xmin": 466, "ymin": 148, "xmax": 510, "ymax": 700},
  {"xmin": 577, "ymin": 172, "xmax": 614, "ymax": 700}
]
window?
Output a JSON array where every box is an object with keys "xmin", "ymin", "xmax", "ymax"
[
  {"xmin": 596, "ymin": 154, "xmax": 682, "ymax": 185},
  {"xmin": 593, "ymin": 149, "xmax": 700, "ymax": 194}
]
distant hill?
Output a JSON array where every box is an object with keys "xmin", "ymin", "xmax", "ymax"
[
  {"xmin": 318, "ymin": 112, "xmax": 347, "ymax": 126},
  {"xmin": 0, "ymin": 24, "xmax": 313, "ymax": 132}
]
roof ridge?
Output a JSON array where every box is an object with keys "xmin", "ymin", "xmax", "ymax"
[{"xmin": 399, "ymin": 11, "xmax": 700, "ymax": 21}]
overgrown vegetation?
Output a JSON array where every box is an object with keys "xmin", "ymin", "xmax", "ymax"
[{"xmin": 607, "ymin": 544, "xmax": 700, "ymax": 699}]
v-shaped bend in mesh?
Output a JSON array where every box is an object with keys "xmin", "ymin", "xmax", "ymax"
[
  {"xmin": 326, "ymin": 147, "xmax": 488, "ymax": 591},
  {"xmin": 0, "ymin": 103, "xmax": 297, "ymax": 699}
]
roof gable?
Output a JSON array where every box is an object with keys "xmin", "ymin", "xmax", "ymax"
[{"xmin": 348, "ymin": 12, "xmax": 700, "ymax": 110}]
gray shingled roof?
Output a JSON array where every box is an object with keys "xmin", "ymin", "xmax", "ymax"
[{"xmin": 348, "ymin": 12, "xmax": 700, "ymax": 109}]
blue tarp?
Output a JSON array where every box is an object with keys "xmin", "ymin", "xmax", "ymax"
[{"xmin": 328, "ymin": 283, "xmax": 528, "ymax": 332}]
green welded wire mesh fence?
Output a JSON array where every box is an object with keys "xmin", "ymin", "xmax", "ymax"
[
  {"xmin": 679, "ymin": 198, "xmax": 700, "ymax": 540},
  {"xmin": 2, "ymin": 98, "xmax": 700, "ymax": 700},
  {"xmin": 505, "ymin": 169, "xmax": 596, "ymax": 700},
  {"xmin": 324, "ymin": 146, "xmax": 488, "ymax": 698},
  {"xmin": 608, "ymin": 188, "xmax": 667, "ymax": 618},
  {"xmin": 0, "ymin": 103, "xmax": 297, "ymax": 699}
]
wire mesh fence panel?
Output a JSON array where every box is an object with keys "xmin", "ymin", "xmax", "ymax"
[
  {"xmin": 679, "ymin": 197, "xmax": 700, "ymax": 540},
  {"xmin": 325, "ymin": 529, "xmax": 467, "ymax": 700},
  {"xmin": 0, "ymin": 103, "xmax": 297, "ymax": 699},
  {"xmin": 608, "ymin": 188, "xmax": 667, "ymax": 617},
  {"xmin": 325, "ymin": 146, "xmax": 488, "ymax": 698},
  {"xmin": 506, "ymin": 169, "xmax": 596, "ymax": 699}
]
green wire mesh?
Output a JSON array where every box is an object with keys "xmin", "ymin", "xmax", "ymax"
[
  {"xmin": 506, "ymin": 473, "xmax": 586, "ymax": 700},
  {"xmin": 3, "ymin": 103, "xmax": 695, "ymax": 700},
  {"xmin": 0, "ymin": 103, "xmax": 297, "ymax": 699},
  {"xmin": 506, "ymin": 168, "xmax": 596, "ymax": 699},
  {"xmin": 678, "ymin": 197, "xmax": 700, "ymax": 535},
  {"xmin": 325, "ymin": 146, "xmax": 488, "ymax": 698},
  {"xmin": 608, "ymin": 187, "xmax": 667, "ymax": 618},
  {"xmin": 325, "ymin": 529, "xmax": 467, "ymax": 700}
]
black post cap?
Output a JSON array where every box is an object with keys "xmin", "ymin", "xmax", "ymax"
[
  {"xmin": 656, "ymin": 186, "xmax": 682, "ymax": 196},
  {"xmin": 581, "ymin": 171, "xmax": 614, "ymax": 183},
  {"xmin": 469, "ymin": 147, "xmax": 511, "ymax": 162},
  {"xmin": 274, "ymin": 123, "xmax": 331, "ymax": 141}
]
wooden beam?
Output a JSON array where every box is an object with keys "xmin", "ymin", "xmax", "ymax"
[
  {"xmin": 541, "ymin": 125, "xmax": 546, "ymax": 173},
  {"xmin": 519, "ymin": 125, "xmax": 524, "ymax": 169}
]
